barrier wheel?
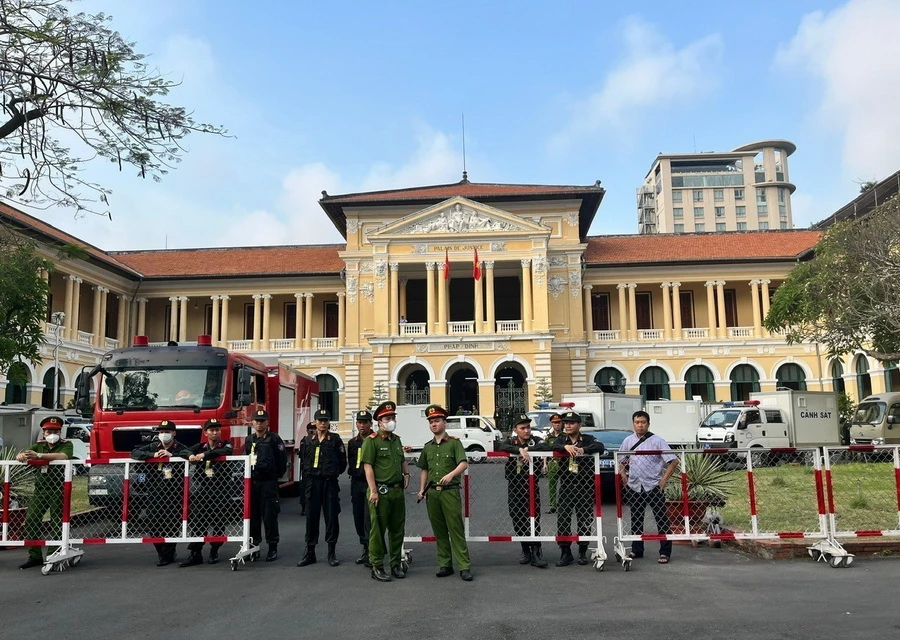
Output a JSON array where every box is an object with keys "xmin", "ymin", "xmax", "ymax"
[
  {"xmin": 829, "ymin": 555, "xmax": 844, "ymax": 568},
  {"xmin": 230, "ymin": 559, "xmax": 238, "ymax": 571},
  {"xmin": 623, "ymin": 558, "xmax": 632, "ymax": 572},
  {"xmin": 72, "ymin": 555, "xmax": 82, "ymax": 567},
  {"xmin": 614, "ymin": 552, "xmax": 622, "ymax": 563},
  {"xmin": 594, "ymin": 559, "xmax": 604, "ymax": 572},
  {"xmin": 401, "ymin": 561, "xmax": 409, "ymax": 573},
  {"xmin": 41, "ymin": 563, "xmax": 53, "ymax": 576},
  {"xmin": 841, "ymin": 556, "xmax": 853, "ymax": 568}
]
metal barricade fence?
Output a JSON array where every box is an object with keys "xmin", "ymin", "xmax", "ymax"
[
  {"xmin": 613, "ymin": 448, "xmax": 829, "ymax": 570},
  {"xmin": 1, "ymin": 456, "xmax": 253, "ymax": 574},
  {"xmin": 401, "ymin": 451, "xmax": 607, "ymax": 570},
  {"xmin": 822, "ymin": 445, "xmax": 900, "ymax": 540}
]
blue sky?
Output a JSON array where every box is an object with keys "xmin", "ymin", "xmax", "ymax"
[{"xmin": 37, "ymin": 0, "xmax": 900, "ymax": 250}]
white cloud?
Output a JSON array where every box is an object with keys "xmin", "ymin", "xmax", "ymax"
[
  {"xmin": 776, "ymin": 0, "xmax": 900, "ymax": 180},
  {"xmin": 551, "ymin": 18, "xmax": 722, "ymax": 151},
  {"xmin": 360, "ymin": 126, "xmax": 463, "ymax": 191}
]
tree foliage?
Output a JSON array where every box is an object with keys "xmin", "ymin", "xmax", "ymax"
[
  {"xmin": 532, "ymin": 377, "xmax": 553, "ymax": 409},
  {"xmin": 0, "ymin": 0, "xmax": 227, "ymax": 214},
  {"xmin": 0, "ymin": 231, "xmax": 51, "ymax": 373},
  {"xmin": 764, "ymin": 196, "xmax": 900, "ymax": 362}
]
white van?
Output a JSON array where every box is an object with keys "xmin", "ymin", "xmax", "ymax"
[
  {"xmin": 849, "ymin": 392, "xmax": 900, "ymax": 445},
  {"xmin": 445, "ymin": 415, "xmax": 502, "ymax": 461}
]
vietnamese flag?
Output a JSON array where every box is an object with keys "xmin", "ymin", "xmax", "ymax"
[
  {"xmin": 443, "ymin": 249, "xmax": 450, "ymax": 280},
  {"xmin": 473, "ymin": 248, "xmax": 482, "ymax": 280}
]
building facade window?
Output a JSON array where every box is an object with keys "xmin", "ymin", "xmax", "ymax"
[
  {"xmin": 759, "ymin": 221, "xmax": 769, "ymax": 230},
  {"xmin": 716, "ymin": 222, "xmax": 726, "ymax": 232},
  {"xmin": 673, "ymin": 207, "xmax": 683, "ymax": 218},
  {"xmin": 639, "ymin": 366, "xmax": 671, "ymax": 401},
  {"xmin": 693, "ymin": 190, "xmax": 703, "ymax": 202},
  {"xmin": 776, "ymin": 363, "xmax": 807, "ymax": 391},
  {"xmin": 714, "ymin": 189, "xmax": 724, "ymax": 201},
  {"xmin": 730, "ymin": 364, "xmax": 760, "ymax": 401},
  {"xmin": 734, "ymin": 188, "xmax": 744, "ymax": 200},
  {"xmin": 736, "ymin": 205, "xmax": 746, "ymax": 217},
  {"xmin": 672, "ymin": 190, "xmax": 683, "ymax": 203},
  {"xmin": 674, "ymin": 223, "xmax": 684, "ymax": 233},
  {"xmin": 590, "ymin": 293, "xmax": 611, "ymax": 331},
  {"xmin": 737, "ymin": 222, "xmax": 747, "ymax": 230},
  {"xmin": 831, "ymin": 360, "xmax": 845, "ymax": 395},
  {"xmin": 284, "ymin": 302, "xmax": 297, "ymax": 339},
  {"xmin": 715, "ymin": 206, "xmax": 725, "ymax": 217},
  {"xmin": 695, "ymin": 223, "xmax": 705, "ymax": 232},
  {"xmin": 684, "ymin": 365, "xmax": 715, "ymax": 402},
  {"xmin": 856, "ymin": 357, "xmax": 872, "ymax": 399},
  {"xmin": 694, "ymin": 207, "xmax": 704, "ymax": 218},
  {"xmin": 780, "ymin": 221, "xmax": 788, "ymax": 229}
]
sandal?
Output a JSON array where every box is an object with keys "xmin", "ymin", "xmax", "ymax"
[{"xmin": 657, "ymin": 555, "xmax": 669, "ymax": 564}]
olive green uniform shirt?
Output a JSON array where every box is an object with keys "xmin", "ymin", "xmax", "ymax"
[
  {"xmin": 360, "ymin": 433, "xmax": 405, "ymax": 484},
  {"xmin": 418, "ymin": 437, "xmax": 466, "ymax": 486},
  {"xmin": 27, "ymin": 440, "xmax": 74, "ymax": 490}
]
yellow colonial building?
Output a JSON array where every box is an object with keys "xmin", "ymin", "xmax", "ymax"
[{"xmin": 1, "ymin": 178, "xmax": 884, "ymax": 432}]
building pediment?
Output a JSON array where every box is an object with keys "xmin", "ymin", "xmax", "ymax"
[{"xmin": 368, "ymin": 197, "xmax": 549, "ymax": 239}]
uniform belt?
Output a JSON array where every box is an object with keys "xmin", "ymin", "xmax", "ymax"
[
  {"xmin": 429, "ymin": 484, "xmax": 460, "ymax": 492},
  {"xmin": 376, "ymin": 482, "xmax": 403, "ymax": 489}
]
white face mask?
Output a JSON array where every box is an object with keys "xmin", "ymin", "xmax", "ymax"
[
  {"xmin": 44, "ymin": 433, "xmax": 60, "ymax": 445},
  {"xmin": 159, "ymin": 432, "xmax": 174, "ymax": 444},
  {"xmin": 382, "ymin": 420, "xmax": 396, "ymax": 433}
]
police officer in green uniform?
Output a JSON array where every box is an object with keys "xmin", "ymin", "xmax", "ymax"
[
  {"xmin": 417, "ymin": 404, "xmax": 473, "ymax": 581},
  {"xmin": 16, "ymin": 416, "xmax": 73, "ymax": 570},
  {"xmin": 360, "ymin": 401, "xmax": 410, "ymax": 582},
  {"xmin": 552, "ymin": 410, "xmax": 605, "ymax": 567},
  {"xmin": 243, "ymin": 409, "xmax": 287, "ymax": 562},
  {"xmin": 496, "ymin": 414, "xmax": 549, "ymax": 568},
  {"xmin": 544, "ymin": 413, "xmax": 563, "ymax": 514},
  {"xmin": 347, "ymin": 409, "xmax": 375, "ymax": 566},
  {"xmin": 298, "ymin": 408, "xmax": 346, "ymax": 568},
  {"xmin": 131, "ymin": 419, "xmax": 191, "ymax": 566},
  {"xmin": 180, "ymin": 418, "xmax": 235, "ymax": 567}
]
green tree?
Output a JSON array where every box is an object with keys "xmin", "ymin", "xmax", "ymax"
[
  {"xmin": 0, "ymin": 232, "xmax": 51, "ymax": 373},
  {"xmin": 367, "ymin": 381, "xmax": 388, "ymax": 411},
  {"xmin": 0, "ymin": 0, "xmax": 227, "ymax": 214},
  {"xmin": 532, "ymin": 377, "xmax": 553, "ymax": 409},
  {"xmin": 764, "ymin": 196, "xmax": 900, "ymax": 362}
]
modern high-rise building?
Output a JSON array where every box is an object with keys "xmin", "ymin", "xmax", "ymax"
[{"xmin": 638, "ymin": 140, "xmax": 796, "ymax": 234}]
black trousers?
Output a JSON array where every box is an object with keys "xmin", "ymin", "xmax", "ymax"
[
  {"xmin": 298, "ymin": 472, "xmax": 309, "ymax": 508},
  {"xmin": 507, "ymin": 478, "xmax": 541, "ymax": 537},
  {"xmin": 350, "ymin": 477, "xmax": 371, "ymax": 546},
  {"xmin": 249, "ymin": 479, "xmax": 280, "ymax": 546},
  {"xmin": 148, "ymin": 482, "xmax": 181, "ymax": 559},
  {"xmin": 628, "ymin": 486, "xmax": 672, "ymax": 558},
  {"xmin": 556, "ymin": 477, "xmax": 594, "ymax": 551},
  {"xmin": 187, "ymin": 493, "xmax": 232, "ymax": 553},
  {"xmin": 305, "ymin": 475, "xmax": 340, "ymax": 547}
]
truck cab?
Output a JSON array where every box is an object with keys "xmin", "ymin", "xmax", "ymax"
[
  {"xmin": 696, "ymin": 401, "xmax": 790, "ymax": 449},
  {"xmin": 445, "ymin": 415, "xmax": 501, "ymax": 461},
  {"xmin": 849, "ymin": 392, "xmax": 900, "ymax": 445}
]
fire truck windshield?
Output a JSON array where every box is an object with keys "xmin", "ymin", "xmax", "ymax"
[{"xmin": 100, "ymin": 367, "xmax": 225, "ymax": 411}]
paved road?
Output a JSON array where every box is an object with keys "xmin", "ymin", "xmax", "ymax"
[{"xmin": 3, "ymin": 471, "xmax": 898, "ymax": 640}]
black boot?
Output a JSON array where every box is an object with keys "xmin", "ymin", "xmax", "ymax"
[
  {"xmin": 19, "ymin": 557, "xmax": 43, "ymax": 570},
  {"xmin": 519, "ymin": 542, "xmax": 532, "ymax": 565},
  {"xmin": 556, "ymin": 547, "xmax": 574, "ymax": 567},
  {"xmin": 208, "ymin": 548, "xmax": 220, "ymax": 565},
  {"xmin": 371, "ymin": 566, "xmax": 392, "ymax": 582},
  {"xmin": 327, "ymin": 544, "xmax": 340, "ymax": 567},
  {"xmin": 265, "ymin": 545, "xmax": 278, "ymax": 562},
  {"xmin": 530, "ymin": 543, "xmax": 548, "ymax": 568},
  {"xmin": 356, "ymin": 545, "xmax": 369, "ymax": 565},
  {"xmin": 297, "ymin": 547, "xmax": 317, "ymax": 567},
  {"xmin": 577, "ymin": 545, "xmax": 589, "ymax": 566},
  {"xmin": 179, "ymin": 552, "xmax": 203, "ymax": 567}
]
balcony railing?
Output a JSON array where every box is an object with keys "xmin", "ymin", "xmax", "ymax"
[
  {"xmin": 682, "ymin": 328, "xmax": 709, "ymax": 339},
  {"xmin": 270, "ymin": 338, "xmax": 295, "ymax": 351},
  {"xmin": 104, "ymin": 337, "xmax": 119, "ymax": 349},
  {"xmin": 228, "ymin": 340, "xmax": 253, "ymax": 352},
  {"xmin": 638, "ymin": 329, "xmax": 664, "ymax": 340},
  {"xmin": 313, "ymin": 338, "xmax": 338, "ymax": 350},
  {"xmin": 593, "ymin": 330, "xmax": 620, "ymax": 341},
  {"xmin": 448, "ymin": 321, "xmax": 474, "ymax": 335},
  {"xmin": 496, "ymin": 320, "xmax": 522, "ymax": 333},
  {"xmin": 728, "ymin": 327, "xmax": 755, "ymax": 338},
  {"xmin": 43, "ymin": 321, "xmax": 65, "ymax": 337},
  {"xmin": 77, "ymin": 330, "xmax": 93, "ymax": 345},
  {"xmin": 400, "ymin": 323, "xmax": 427, "ymax": 336}
]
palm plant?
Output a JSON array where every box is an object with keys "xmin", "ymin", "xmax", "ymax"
[
  {"xmin": 664, "ymin": 454, "xmax": 735, "ymax": 505},
  {"xmin": 0, "ymin": 446, "xmax": 36, "ymax": 509}
]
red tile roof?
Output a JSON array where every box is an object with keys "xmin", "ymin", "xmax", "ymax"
[
  {"xmin": 111, "ymin": 245, "xmax": 345, "ymax": 278},
  {"xmin": 584, "ymin": 230, "xmax": 822, "ymax": 265},
  {"xmin": 0, "ymin": 201, "xmax": 140, "ymax": 276}
]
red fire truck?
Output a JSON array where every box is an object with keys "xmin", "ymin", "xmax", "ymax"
[{"xmin": 77, "ymin": 335, "xmax": 317, "ymax": 503}]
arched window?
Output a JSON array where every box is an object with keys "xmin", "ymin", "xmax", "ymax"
[
  {"xmin": 830, "ymin": 360, "xmax": 845, "ymax": 395},
  {"xmin": 730, "ymin": 364, "xmax": 760, "ymax": 402},
  {"xmin": 316, "ymin": 374, "xmax": 339, "ymax": 422},
  {"xmin": 855, "ymin": 357, "xmax": 872, "ymax": 400},
  {"xmin": 41, "ymin": 367, "xmax": 64, "ymax": 409},
  {"xmin": 684, "ymin": 365, "xmax": 715, "ymax": 402},
  {"xmin": 639, "ymin": 367, "xmax": 670, "ymax": 401},
  {"xmin": 594, "ymin": 367, "xmax": 626, "ymax": 393},
  {"xmin": 4, "ymin": 362, "xmax": 30, "ymax": 404},
  {"xmin": 776, "ymin": 363, "xmax": 807, "ymax": 391},
  {"xmin": 885, "ymin": 362, "xmax": 900, "ymax": 393}
]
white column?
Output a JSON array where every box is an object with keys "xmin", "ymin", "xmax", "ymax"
[
  {"xmin": 252, "ymin": 294, "xmax": 262, "ymax": 350},
  {"xmin": 671, "ymin": 282, "xmax": 682, "ymax": 339},
  {"xmin": 617, "ymin": 284, "xmax": 628, "ymax": 340},
  {"xmin": 425, "ymin": 263, "xmax": 436, "ymax": 335},
  {"xmin": 627, "ymin": 283, "xmax": 638, "ymax": 341},
  {"xmin": 137, "ymin": 298, "xmax": 147, "ymax": 337},
  {"xmin": 485, "ymin": 261, "xmax": 495, "ymax": 333},
  {"xmin": 178, "ymin": 296, "xmax": 189, "ymax": 342},
  {"xmin": 168, "ymin": 296, "xmax": 179, "ymax": 342},
  {"xmin": 438, "ymin": 268, "xmax": 448, "ymax": 334},
  {"xmin": 210, "ymin": 295, "xmax": 221, "ymax": 343},
  {"xmin": 294, "ymin": 293, "xmax": 304, "ymax": 349},
  {"xmin": 117, "ymin": 294, "xmax": 127, "ymax": 343},
  {"xmin": 716, "ymin": 281, "xmax": 727, "ymax": 339},
  {"xmin": 750, "ymin": 280, "xmax": 762, "ymax": 338},
  {"xmin": 389, "ymin": 262, "xmax": 400, "ymax": 336},
  {"xmin": 63, "ymin": 275, "xmax": 74, "ymax": 339},
  {"xmin": 261, "ymin": 294, "xmax": 272, "ymax": 349},
  {"xmin": 220, "ymin": 296, "xmax": 230, "ymax": 346},
  {"xmin": 71, "ymin": 278, "xmax": 83, "ymax": 340},
  {"xmin": 583, "ymin": 285, "xmax": 593, "ymax": 340},
  {"xmin": 99, "ymin": 287, "xmax": 109, "ymax": 344},
  {"xmin": 304, "ymin": 293, "xmax": 314, "ymax": 349},
  {"xmin": 521, "ymin": 259, "xmax": 533, "ymax": 333},
  {"xmin": 91, "ymin": 286, "xmax": 103, "ymax": 345},
  {"xmin": 760, "ymin": 279, "xmax": 772, "ymax": 337},
  {"xmin": 337, "ymin": 292, "xmax": 346, "ymax": 348},
  {"xmin": 705, "ymin": 281, "xmax": 717, "ymax": 338},
  {"xmin": 661, "ymin": 282, "xmax": 672, "ymax": 341}
]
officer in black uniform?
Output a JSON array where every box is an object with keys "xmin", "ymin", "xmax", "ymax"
[
  {"xmin": 243, "ymin": 409, "xmax": 287, "ymax": 562},
  {"xmin": 347, "ymin": 409, "xmax": 375, "ymax": 566},
  {"xmin": 297, "ymin": 421, "xmax": 315, "ymax": 516},
  {"xmin": 298, "ymin": 408, "xmax": 347, "ymax": 567},
  {"xmin": 496, "ymin": 414, "xmax": 549, "ymax": 568},
  {"xmin": 180, "ymin": 418, "xmax": 235, "ymax": 567},
  {"xmin": 131, "ymin": 420, "xmax": 191, "ymax": 566},
  {"xmin": 552, "ymin": 410, "xmax": 605, "ymax": 567}
]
